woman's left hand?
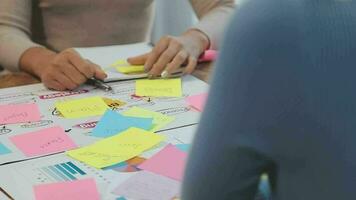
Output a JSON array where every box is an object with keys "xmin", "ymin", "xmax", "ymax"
[{"xmin": 128, "ymin": 29, "xmax": 209, "ymax": 78}]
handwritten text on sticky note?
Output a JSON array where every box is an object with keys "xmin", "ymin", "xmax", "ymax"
[
  {"xmin": 112, "ymin": 171, "xmax": 180, "ymax": 200},
  {"xmin": 10, "ymin": 126, "xmax": 77, "ymax": 157},
  {"xmin": 55, "ymin": 96, "xmax": 108, "ymax": 118},
  {"xmin": 67, "ymin": 127, "xmax": 164, "ymax": 168},
  {"xmin": 135, "ymin": 78, "xmax": 182, "ymax": 97},
  {"xmin": 34, "ymin": 178, "xmax": 100, "ymax": 200},
  {"xmin": 0, "ymin": 103, "xmax": 41, "ymax": 125}
]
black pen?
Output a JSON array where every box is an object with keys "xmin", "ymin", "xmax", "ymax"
[{"xmin": 86, "ymin": 78, "xmax": 112, "ymax": 91}]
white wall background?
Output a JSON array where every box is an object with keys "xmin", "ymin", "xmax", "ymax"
[{"xmin": 151, "ymin": 0, "xmax": 198, "ymax": 43}]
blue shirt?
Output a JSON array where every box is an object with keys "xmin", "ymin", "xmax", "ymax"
[{"xmin": 182, "ymin": 0, "xmax": 356, "ymax": 199}]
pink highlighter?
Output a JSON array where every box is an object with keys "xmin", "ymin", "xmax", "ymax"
[
  {"xmin": 161, "ymin": 50, "xmax": 218, "ymax": 78},
  {"xmin": 198, "ymin": 50, "xmax": 218, "ymax": 63}
]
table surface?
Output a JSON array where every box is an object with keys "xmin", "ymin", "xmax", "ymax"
[{"xmin": 0, "ymin": 62, "xmax": 213, "ymax": 89}]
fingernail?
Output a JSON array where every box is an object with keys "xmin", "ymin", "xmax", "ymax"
[{"xmin": 161, "ymin": 70, "xmax": 169, "ymax": 78}]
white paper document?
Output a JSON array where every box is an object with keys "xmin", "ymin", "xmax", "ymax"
[{"xmin": 75, "ymin": 43, "xmax": 152, "ymax": 82}]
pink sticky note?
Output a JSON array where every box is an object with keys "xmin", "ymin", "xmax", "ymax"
[
  {"xmin": 0, "ymin": 103, "xmax": 41, "ymax": 125},
  {"xmin": 10, "ymin": 126, "xmax": 77, "ymax": 157},
  {"xmin": 34, "ymin": 179, "xmax": 100, "ymax": 200},
  {"xmin": 138, "ymin": 144, "xmax": 187, "ymax": 181},
  {"xmin": 186, "ymin": 93, "xmax": 208, "ymax": 112}
]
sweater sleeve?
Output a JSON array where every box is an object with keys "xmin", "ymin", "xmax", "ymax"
[
  {"xmin": 0, "ymin": 0, "xmax": 43, "ymax": 71},
  {"xmin": 189, "ymin": 0, "xmax": 236, "ymax": 49}
]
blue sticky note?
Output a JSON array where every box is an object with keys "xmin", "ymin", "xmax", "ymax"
[
  {"xmin": 0, "ymin": 143, "xmax": 11, "ymax": 155},
  {"xmin": 175, "ymin": 144, "xmax": 191, "ymax": 152},
  {"xmin": 92, "ymin": 110, "xmax": 153, "ymax": 138}
]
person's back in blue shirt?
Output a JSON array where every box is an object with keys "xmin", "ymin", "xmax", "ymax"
[{"xmin": 182, "ymin": 0, "xmax": 356, "ymax": 199}]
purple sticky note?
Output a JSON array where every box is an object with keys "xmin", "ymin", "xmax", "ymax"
[
  {"xmin": 0, "ymin": 103, "xmax": 41, "ymax": 124},
  {"xmin": 34, "ymin": 179, "xmax": 100, "ymax": 200},
  {"xmin": 186, "ymin": 93, "xmax": 208, "ymax": 112},
  {"xmin": 112, "ymin": 171, "xmax": 180, "ymax": 200},
  {"xmin": 138, "ymin": 144, "xmax": 187, "ymax": 181},
  {"xmin": 10, "ymin": 126, "xmax": 77, "ymax": 157}
]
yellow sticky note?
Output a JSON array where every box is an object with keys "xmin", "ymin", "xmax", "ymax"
[
  {"xmin": 110, "ymin": 59, "xmax": 127, "ymax": 67},
  {"xmin": 55, "ymin": 96, "xmax": 108, "ymax": 119},
  {"xmin": 116, "ymin": 65, "xmax": 145, "ymax": 74},
  {"xmin": 102, "ymin": 97, "xmax": 126, "ymax": 109},
  {"xmin": 123, "ymin": 107, "xmax": 174, "ymax": 132},
  {"xmin": 66, "ymin": 127, "xmax": 165, "ymax": 168},
  {"xmin": 135, "ymin": 78, "xmax": 182, "ymax": 97}
]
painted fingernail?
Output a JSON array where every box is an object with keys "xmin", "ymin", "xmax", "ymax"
[{"xmin": 161, "ymin": 70, "xmax": 169, "ymax": 78}]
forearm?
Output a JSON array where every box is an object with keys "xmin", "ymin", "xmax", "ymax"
[
  {"xmin": 181, "ymin": 29, "xmax": 210, "ymax": 54},
  {"xmin": 190, "ymin": 0, "xmax": 236, "ymax": 49},
  {"xmin": 19, "ymin": 47, "xmax": 56, "ymax": 78}
]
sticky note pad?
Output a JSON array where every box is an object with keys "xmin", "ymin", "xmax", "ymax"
[
  {"xmin": 135, "ymin": 78, "xmax": 182, "ymax": 97},
  {"xmin": 186, "ymin": 93, "xmax": 208, "ymax": 112},
  {"xmin": 92, "ymin": 109, "xmax": 153, "ymax": 138},
  {"xmin": 10, "ymin": 126, "xmax": 77, "ymax": 157},
  {"xmin": 0, "ymin": 143, "xmax": 11, "ymax": 155},
  {"xmin": 112, "ymin": 171, "xmax": 180, "ymax": 200},
  {"xmin": 34, "ymin": 178, "xmax": 100, "ymax": 200},
  {"xmin": 123, "ymin": 107, "xmax": 174, "ymax": 132},
  {"xmin": 0, "ymin": 103, "xmax": 41, "ymax": 125},
  {"xmin": 67, "ymin": 127, "xmax": 164, "ymax": 168},
  {"xmin": 139, "ymin": 144, "xmax": 187, "ymax": 181},
  {"xmin": 55, "ymin": 96, "xmax": 108, "ymax": 119},
  {"xmin": 116, "ymin": 65, "xmax": 145, "ymax": 74}
]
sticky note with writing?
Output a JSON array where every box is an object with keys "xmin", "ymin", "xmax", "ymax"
[
  {"xmin": 139, "ymin": 144, "xmax": 187, "ymax": 181},
  {"xmin": 34, "ymin": 178, "xmax": 100, "ymax": 200},
  {"xmin": 0, "ymin": 103, "xmax": 41, "ymax": 125},
  {"xmin": 0, "ymin": 143, "xmax": 11, "ymax": 155},
  {"xmin": 185, "ymin": 93, "xmax": 208, "ymax": 112},
  {"xmin": 55, "ymin": 96, "xmax": 108, "ymax": 118},
  {"xmin": 112, "ymin": 171, "xmax": 180, "ymax": 200},
  {"xmin": 92, "ymin": 109, "xmax": 153, "ymax": 138},
  {"xmin": 10, "ymin": 126, "xmax": 77, "ymax": 157},
  {"xmin": 123, "ymin": 107, "xmax": 174, "ymax": 132},
  {"xmin": 135, "ymin": 78, "xmax": 182, "ymax": 97},
  {"xmin": 67, "ymin": 127, "xmax": 164, "ymax": 168}
]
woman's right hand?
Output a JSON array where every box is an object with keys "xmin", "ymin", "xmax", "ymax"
[{"xmin": 20, "ymin": 47, "xmax": 107, "ymax": 91}]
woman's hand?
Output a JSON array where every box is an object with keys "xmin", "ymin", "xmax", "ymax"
[
  {"xmin": 128, "ymin": 29, "xmax": 210, "ymax": 78},
  {"xmin": 20, "ymin": 47, "xmax": 107, "ymax": 91}
]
